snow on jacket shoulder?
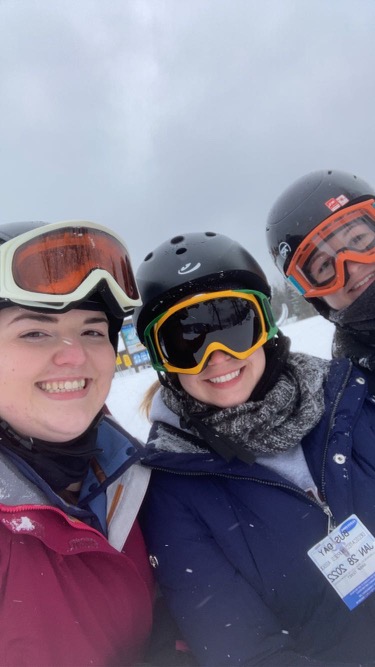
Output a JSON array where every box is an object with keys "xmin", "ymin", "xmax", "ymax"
[
  {"xmin": 140, "ymin": 359, "xmax": 375, "ymax": 667},
  {"xmin": 0, "ymin": 416, "xmax": 154, "ymax": 667}
]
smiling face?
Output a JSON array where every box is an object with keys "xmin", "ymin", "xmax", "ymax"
[
  {"xmin": 178, "ymin": 347, "xmax": 266, "ymax": 408},
  {"xmin": 305, "ymin": 219, "xmax": 375, "ymax": 309},
  {"xmin": 0, "ymin": 306, "xmax": 116, "ymax": 442},
  {"xmin": 287, "ymin": 205, "xmax": 375, "ymax": 310}
]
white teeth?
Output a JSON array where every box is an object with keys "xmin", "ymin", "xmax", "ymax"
[
  {"xmin": 39, "ymin": 379, "xmax": 86, "ymax": 393},
  {"xmin": 208, "ymin": 370, "xmax": 240, "ymax": 384},
  {"xmin": 353, "ymin": 273, "xmax": 375, "ymax": 290}
]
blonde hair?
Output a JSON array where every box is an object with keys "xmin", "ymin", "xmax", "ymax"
[{"xmin": 140, "ymin": 380, "xmax": 161, "ymax": 421}]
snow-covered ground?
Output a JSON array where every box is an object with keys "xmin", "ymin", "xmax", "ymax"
[{"xmin": 106, "ymin": 315, "xmax": 336, "ymax": 442}]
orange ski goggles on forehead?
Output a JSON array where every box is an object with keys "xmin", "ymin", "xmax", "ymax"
[
  {"xmin": 0, "ymin": 220, "xmax": 141, "ymax": 316},
  {"xmin": 143, "ymin": 289, "xmax": 278, "ymax": 375},
  {"xmin": 287, "ymin": 199, "xmax": 375, "ymax": 298}
]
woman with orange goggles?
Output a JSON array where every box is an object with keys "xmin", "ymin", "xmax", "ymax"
[
  {"xmin": 134, "ymin": 231, "xmax": 375, "ymax": 666},
  {"xmin": 267, "ymin": 168, "xmax": 375, "ymax": 394},
  {"xmin": 0, "ymin": 219, "xmax": 154, "ymax": 666}
]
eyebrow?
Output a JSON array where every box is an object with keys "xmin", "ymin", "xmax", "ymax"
[{"xmin": 8, "ymin": 313, "xmax": 109, "ymax": 325}]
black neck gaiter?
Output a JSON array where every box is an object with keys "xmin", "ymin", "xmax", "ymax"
[
  {"xmin": 329, "ymin": 280, "xmax": 375, "ymax": 371},
  {"xmin": 0, "ymin": 416, "xmax": 103, "ymax": 492}
]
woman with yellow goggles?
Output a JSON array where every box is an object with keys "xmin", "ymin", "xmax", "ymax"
[
  {"xmin": 134, "ymin": 231, "xmax": 375, "ymax": 666},
  {"xmin": 143, "ymin": 289, "xmax": 277, "ymax": 375}
]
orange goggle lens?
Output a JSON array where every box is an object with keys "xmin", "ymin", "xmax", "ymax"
[{"xmin": 12, "ymin": 227, "xmax": 139, "ymax": 299}]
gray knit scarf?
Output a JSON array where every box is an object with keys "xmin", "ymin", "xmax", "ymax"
[{"xmin": 160, "ymin": 352, "xmax": 330, "ymax": 456}]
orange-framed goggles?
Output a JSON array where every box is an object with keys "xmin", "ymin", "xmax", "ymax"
[
  {"xmin": 287, "ymin": 199, "xmax": 375, "ymax": 298},
  {"xmin": 143, "ymin": 289, "xmax": 278, "ymax": 375},
  {"xmin": 0, "ymin": 220, "xmax": 141, "ymax": 317}
]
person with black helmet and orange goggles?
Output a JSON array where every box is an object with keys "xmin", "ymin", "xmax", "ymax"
[
  {"xmin": 0, "ymin": 219, "xmax": 154, "ymax": 666},
  {"xmin": 135, "ymin": 231, "xmax": 375, "ymax": 667},
  {"xmin": 266, "ymin": 169, "xmax": 375, "ymax": 392}
]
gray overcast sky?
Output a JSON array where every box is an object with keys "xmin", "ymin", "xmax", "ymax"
[{"xmin": 1, "ymin": 0, "xmax": 375, "ymax": 285}]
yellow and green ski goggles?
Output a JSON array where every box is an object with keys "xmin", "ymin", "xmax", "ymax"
[{"xmin": 143, "ymin": 289, "xmax": 278, "ymax": 375}]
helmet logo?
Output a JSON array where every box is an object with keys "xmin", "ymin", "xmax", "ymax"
[
  {"xmin": 278, "ymin": 242, "xmax": 291, "ymax": 259},
  {"xmin": 178, "ymin": 262, "xmax": 201, "ymax": 275},
  {"xmin": 325, "ymin": 195, "xmax": 349, "ymax": 212}
]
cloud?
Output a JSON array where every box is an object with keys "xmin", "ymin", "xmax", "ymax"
[{"xmin": 1, "ymin": 0, "xmax": 375, "ymax": 282}]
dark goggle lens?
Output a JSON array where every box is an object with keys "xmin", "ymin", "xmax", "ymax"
[
  {"xmin": 12, "ymin": 227, "xmax": 139, "ymax": 299},
  {"xmin": 157, "ymin": 296, "xmax": 262, "ymax": 369}
]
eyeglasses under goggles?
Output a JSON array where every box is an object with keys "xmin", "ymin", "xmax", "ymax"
[
  {"xmin": 0, "ymin": 220, "xmax": 141, "ymax": 317},
  {"xmin": 144, "ymin": 289, "xmax": 278, "ymax": 375},
  {"xmin": 287, "ymin": 199, "xmax": 375, "ymax": 298}
]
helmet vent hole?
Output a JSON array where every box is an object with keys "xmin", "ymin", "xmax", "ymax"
[
  {"xmin": 176, "ymin": 248, "xmax": 187, "ymax": 255},
  {"xmin": 170, "ymin": 235, "xmax": 184, "ymax": 244},
  {"xmin": 144, "ymin": 252, "xmax": 153, "ymax": 262},
  {"xmin": 205, "ymin": 232, "xmax": 216, "ymax": 237}
]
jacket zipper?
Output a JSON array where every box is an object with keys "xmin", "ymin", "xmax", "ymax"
[{"xmin": 150, "ymin": 465, "xmax": 336, "ymax": 534}]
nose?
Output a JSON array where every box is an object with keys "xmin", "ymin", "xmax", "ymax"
[
  {"xmin": 53, "ymin": 337, "xmax": 87, "ymax": 366},
  {"xmin": 207, "ymin": 349, "xmax": 231, "ymax": 365},
  {"xmin": 345, "ymin": 259, "xmax": 363, "ymax": 274},
  {"xmin": 343, "ymin": 259, "xmax": 370, "ymax": 285}
]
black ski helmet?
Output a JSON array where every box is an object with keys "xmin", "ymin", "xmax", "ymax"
[
  {"xmin": 134, "ymin": 231, "xmax": 271, "ymax": 343},
  {"xmin": 266, "ymin": 169, "xmax": 375, "ymax": 278},
  {"xmin": 0, "ymin": 220, "xmax": 124, "ymax": 352}
]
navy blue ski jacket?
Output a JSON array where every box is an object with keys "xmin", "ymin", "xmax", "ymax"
[{"xmin": 141, "ymin": 359, "xmax": 375, "ymax": 666}]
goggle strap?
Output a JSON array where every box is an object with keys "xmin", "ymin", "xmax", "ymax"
[
  {"xmin": 261, "ymin": 296, "xmax": 278, "ymax": 335},
  {"xmin": 287, "ymin": 275, "xmax": 306, "ymax": 295}
]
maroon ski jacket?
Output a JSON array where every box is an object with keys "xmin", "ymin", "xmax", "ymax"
[{"xmin": 0, "ymin": 418, "xmax": 154, "ymax": 666}]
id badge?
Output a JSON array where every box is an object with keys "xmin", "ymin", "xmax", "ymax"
[{"xmin": 308, "ymin": 514, "xmax": 375, "ymax": 610}]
